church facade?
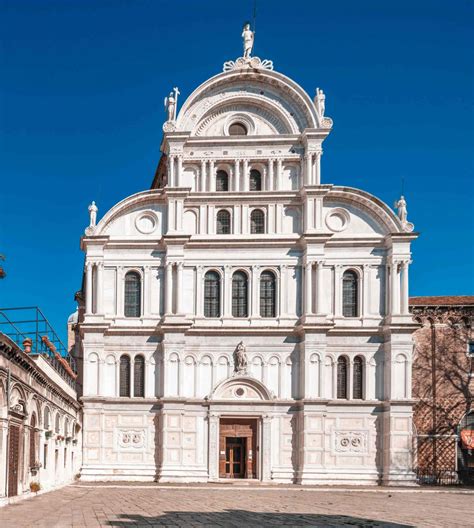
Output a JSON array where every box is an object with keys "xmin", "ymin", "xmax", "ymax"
[{"xmin": 78, "ymin": 34, "xmax": 418, "ymax": 485}]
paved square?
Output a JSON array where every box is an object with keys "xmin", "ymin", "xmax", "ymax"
[{"xmin": 0, "ymin": 483, "xmax": 472, "ymax": 527}]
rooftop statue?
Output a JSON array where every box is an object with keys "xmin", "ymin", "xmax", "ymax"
[
  {"xmin": 85, "ymin": 201, "xmax": 98, "ymax": 235},
  {"xmin": 242, "ymin": 22, "xmax": 254, "ymax": 59},
  {"xmin": 315, "ymin": 88, "xmax": 326, "ymax": 118},
  {"xmin": 394, "ymin": 195, "xmax": 415, "ymax": 232},
  {"xmin": 164, "ymin": 87, "xmax": 180, "ymax": 123}
]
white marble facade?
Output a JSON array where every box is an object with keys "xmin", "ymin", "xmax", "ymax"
[{"xmin": 78, "ymin": 41, "xmax": 418, "ymax": 485}]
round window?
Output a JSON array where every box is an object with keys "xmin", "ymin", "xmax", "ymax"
[{"xmin": 229, "ymin": 122, "xmax": 248, "ymax": 136}]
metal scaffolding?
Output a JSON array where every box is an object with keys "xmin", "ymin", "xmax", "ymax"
[{"xmin": 0, "ymin": 307, "xmax": 77, "ymax": 378}]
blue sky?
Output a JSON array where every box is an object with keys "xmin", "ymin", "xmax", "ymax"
[{"xmin": 1, "ymin": 0, "xmax": 473, "ymax": 342}]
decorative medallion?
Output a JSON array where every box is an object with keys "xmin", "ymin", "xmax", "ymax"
[
  {"xmin": 334, "ymin": 431, "xmax": 368, "ymax": 453},
  {"xmin": 135, "ymin": 212, "xmax": 158, "ymax": 234},
  {"xmin": 325, "ymin": 208, "xmax": 350, "ymax": 232},
  {"xmin": 118, "ymin": 429, "xmax": 145, "ymax": 449}
]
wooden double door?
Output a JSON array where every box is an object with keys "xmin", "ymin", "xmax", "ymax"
[
  {"xmin": 8, "ymin": 424, "xmax": 20, "ymax": 497},
  {"xmin": 219, "ymin": 418, "xmax": 257, "ymax": 479}
]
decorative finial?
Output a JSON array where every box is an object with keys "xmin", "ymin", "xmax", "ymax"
[{"xmin": 394, "ymin": 195, "xmax": 414, "ymax": 232}]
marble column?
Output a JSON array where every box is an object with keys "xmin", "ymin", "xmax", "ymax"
[
  {"xmin": 234, "ymin": 159, "xmax": 240, "ymax": 191},
  {"xmin": 143, "ymin": 266, "xmax": 151, "ymax": 316},
  {"xmin": 165, "ymin": 262, "xmax": 173, "ymax": 315},
  {"xmin": 176, "ymin": 155, "xmax": 183, "ymax": 187},
  {"xmin": 280, "ymin": 265, "xmax": 287, "ymax": 317},
  {"xmin": 176, "ymin": 262, "xmax": 184, "ymax": 314},
  {"xmin": 315, "ymin": 260, "xmax": 325, "ymax": 315},
  {"xmin": 390, "ymin": 261, "xmax": 400, "ymax": 315},
  {"xmin": 85, "ymin": 262, "xmax": 93, "ymax": 314},
  {"xmin": 168, "ymin": 155, "xmax": 175, "ymax": 187},
  {"xmin": 314, "ymin": 151, "xmax": 322, "ymax": 185},
  {"xmin": 96, "ymin": 262, "xmax": 103, "ymax": 314},
  {"xmin": 251, "ymin": 266, "xmax": 260, "ymax": 317},
  {"xmin": 334, "ymin": 265, "xmax": 342, "ymax": 317},
  {"xmin": 200, "ymin": 159, "xmax": 207, "ymax": 192},
  {"xmin": 243, "ymin": 159, "xmax": 249, "ymax": 191},
  {"xmin": 267, "ymin": 158, "xmax": 274, "ymax": 191},
  {"xmin": 116, "ymin": 266, "xmax": 124, "ymax": 316},
  {"xmin": 223, "ymin": 265, "xmax": 232, "ymax": 317},
  {"xmin": 208, "ymin": 413, "xmax": 220, "ymax": 480},
  {"xmin": 305, "ymin": 153, "xmax": 312, "ymax": 185},
  {"xmin": 262, "ymin": 415, "xmax": 272, "ymax": 481},
  {"xmin": 276, "ymin": 158, "xmax": 283, "ymax": 190},
  {"xmin": 401, "ymin": 260, "xmax": 410, "ymax": 315},
  {"xmin": 305, "ymin": 262, "xmax": 313, "ymax": 314},
  {"xmin": 209, "ymin": 159, "xmax": 216, "ymax": 192},
  {"xmin": 195, "ymin": 266, "xmax": 204, "ymax": 317},
  {"xmin": 362, "ymin": 264, "xmax": 370, "ymax": 318}
]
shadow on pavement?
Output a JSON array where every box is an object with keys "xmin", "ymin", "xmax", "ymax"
[{"xmin": 107, "ymin": 509, "xmax": 414, "ymax": 527}]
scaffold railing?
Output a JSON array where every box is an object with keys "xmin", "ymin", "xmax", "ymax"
[{"xmin": 0, "ymin": 306, "xmax": 77, "ymax": 383}]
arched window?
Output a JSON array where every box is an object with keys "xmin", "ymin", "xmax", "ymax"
[
  {"xmin": 337, "ymin": 356, "xmax": 348, "ymax": 399},
  {"xmin": 216, "ymin": 170, "xmax": 229, "ymax": 192},
  {"xmin": 229, "ymin": 122, "xmax": 247, "ymax": 136},
  {"xmin": 353, "ymin": 356, "xmax": 364, "ymax": 399},
  {"xmin": 250, "ymin": 209, "xmax": 265, "ymax": 234},
  {"xmin": 232, "ymin": 271, "xmax": 248, "ymax": 318},
  {"xmin": 30, "ymin": 413, "xmax": 37, "ymax": 468},
  {"xmin": 260, "ymin": 271, "xmax": 276, "ymax": 318},
  {"xmin": 55, "ymin": 413, "xmax": 60, "ymax": 433},
  {"xmin": 342, "ymin": 270, "xmax": 358, "ymax": 317},
  {"xmin": 204, "ymin": 271, "xmax": 221, "ymax": 318},
  {"xmin": 216, "ymin": 210, "xmax": 231, "ymax": 234},
  {"xmin": 119, "ymin": 355, "xmax": 131, "ymax": 397},
  {"xmin": 249, "ymin": 169, "xmax": 262, "ymax": 191},
  {"xmin": 44, "ymin": 407, "xmax": 51, "ymax": 431},
  {"xmin": 134, "ymin": 355, "xmax": 145, "ymax": 397},
  {"xmin": 124, "ymin": 271, "xmax": 141, "ymax": 317}
]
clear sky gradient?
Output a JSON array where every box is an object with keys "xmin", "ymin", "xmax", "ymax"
[{"xmin": 1, "ymin": 0, "xmax": 473, "ymax": 343}]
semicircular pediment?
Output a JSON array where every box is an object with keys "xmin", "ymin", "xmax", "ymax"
[
  {"xmin": 210, "ymin": 376, "xmax": 274, "ymax": 401},
  {"xmin": 177, "ymin": 69, "xmax": 319, "ymax": 134},
  {"xmin": 194, "ymin": 96, "xmax": 294, "ymax": 136}
]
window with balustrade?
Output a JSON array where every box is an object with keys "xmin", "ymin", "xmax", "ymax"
[
  {"xmin": 232, "ymin": 271, "xmax": 248, "ymax": 318},
  {"xmin": 124, "ymin": 271, "xmax": 141, "ymax": 317}
]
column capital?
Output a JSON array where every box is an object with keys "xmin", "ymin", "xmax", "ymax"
[
  {"xmin": 196, "ymin": 265, "xmax": 204, "ymax": 272},
  {"xmin": 315, "ymin": 259, "xmax": 325, "ymax": 267},
  {"xmin": 177, "ymin": 262, "xmax": 184, "ymax": 270}
]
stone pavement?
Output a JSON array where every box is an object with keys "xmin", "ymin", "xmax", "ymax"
[{"xmin": 0, "ymin": 482, "xmax": 473, "ymax": 528}]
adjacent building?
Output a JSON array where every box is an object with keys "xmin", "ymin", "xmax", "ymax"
[
  {"xmin": 0, "ymin": 308, "xmax": 82, "ymax": 504},
  {"xmin": 77, "ymin": 31, "xmax": 420, "ymax": 486},
  {"xmin": 410, "ymin": 296, "xmax": 474, "ymax": 484}
]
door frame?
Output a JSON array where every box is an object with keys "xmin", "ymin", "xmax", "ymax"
[{"xmin": 217, "ymin": 416, "xmax": 260, "ymax": 480}]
